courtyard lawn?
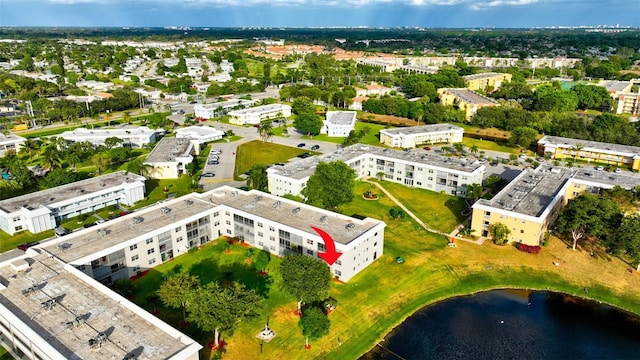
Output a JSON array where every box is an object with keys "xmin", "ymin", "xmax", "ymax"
[
  {"xmin": 233, "ymin": 140, "xmax": 311, "ymax": 179},
  {"xmin": 373, "ymin": 180, "xmax": 468, "ymax": 233},
  {"xmin": 132, "ymin": 176, "xmax": 197, "ymax": 209},
  {"xmin": 461, "ymin": 136, "xmax": 519, "ymax": 154},
  {"xmin": 300, "ymin": 121, "xmax": 388, "ymax": 145}
]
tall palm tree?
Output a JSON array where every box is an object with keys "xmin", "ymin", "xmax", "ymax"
[
  {"xmin": 20, "ymin": 138, "xmax": 41, "ymax": 161},
  {"xmin": 257, "ymin": 121, "xmax": 273, "ymax": 142},
  {"xmin": 41, "ymin": 146, "xmax": 63, "ymax": 171},
  {"xmin": 127, "ymin": 158, "xmax": 152, "ymax": 177},
  {"xmin": 64, "ymin": 151, "xmax": 81, "ymax": 171},
  {"xmin": 470, "ymin": 145, "xmax": 479, "ymax": 157},
  {"xmin": 453, "ymin": 143, "xmax": 465, "ymax": 156}
]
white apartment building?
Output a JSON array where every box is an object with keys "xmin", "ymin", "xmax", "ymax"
[
  {"xmin": 56, "ymin": 126, "xmax": 158, "ymax": 148},
  {"xmin": 379, "ymin": 124, "xmax": 464, "ymax": 148},
  {"xmin": 321, "ymin": 111, "xmax": 357, "ymax": 137},
  {"xmin": 193, "ymin": 99, "xmax": 254, "ymax": 119},
  {"xmin": 0, "ymin": 133, "xmax": 25, "ymax": 157},
  {"xmin": 175, "ymin": 125, "xmax": 225, "ymax": 154},
  {"xmin": 0, "ymin": 251, "xmax": 202, "ymax": 360},
  {"xmin": 0, "ymin": 171, "xmax": 145, "ymax": 235},
  {"xmin": 228, "ymin": 104, "xmax": 292, "ymax": 125},
  {"xmin": 38, "ymin": 186, "xmax": 385, "ymax": 285},
  {"xmin": 143, "ymin": 137, "xmax": 194, "ymax": 179},
  {"xmin": 267, "ymin": 144, "xmax": 485, "ymax": 198}
]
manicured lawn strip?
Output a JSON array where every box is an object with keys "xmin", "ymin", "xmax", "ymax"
[
  {"xmin": 132, "ymin": 176, "xmax": 196, "ymax": 209},
  {"xmin": 374, "ymin": 180, "xmax": 468, "ymax": 233},
  {"xmin": 461, "ymin": 136, "xmax": 519, "ymax": 154},
  {"xmin": 233, "ymin": 140, "xmax": 310, "ymax": 179},
  {"xmin": 0, "ymin": 229, "xmax": 54, "ymax": 253}
]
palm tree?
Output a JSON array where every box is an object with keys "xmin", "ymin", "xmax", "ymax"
[
  {"xmin": 470, "ymin": 145, "xmax": 479, "ymax": 157},
  {"xmin": 64, "ymin": 151, "xmax": 81, "ymax": 171},
  {"xmin": 127, "ymin": 158, "xmax": 152, "ymax": 177},
  {"xmin": 246, "ymin": 164, "xmax": 268, "ymax": 191},
  {"xmin": 376, "ymin": 171, "xmax": 385, "ymax": 181},
  {"xmin": 41, "ymin": 146, "xmax": 63, "ymax": 171},
  {"xmin": 257, "ymin": 121, "xmax": 273, "ymax": 142},
  {"xmin": 122, "ymin": 111, "xmax": 132, "ymax": 125},
  {"xmin": 91, "ymin": 153, "xmax": 110, "ymax": 174},
  {"xmin": 20, "ymin": 138, "xmax": 41, "ymax": 161},
  {"xmin": 453, "ymin": 143, "xmax": 465, "ymax": 156}
]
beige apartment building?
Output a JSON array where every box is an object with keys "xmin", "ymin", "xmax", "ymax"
[
  {"xmin": 438, "ymin": 88, "xmax": 499, "ymax": 120},
  {"xmin": 463, "ymin": 72, "xmax": 512, "ymax": 92}
]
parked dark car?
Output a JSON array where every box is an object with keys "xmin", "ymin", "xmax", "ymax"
[
  {"xmin": 311, "ymin": 145, "xmax": 320, "ymax": 150},
  {"xmin": 297, "ymin": 153, "xmax": 311, "ymax": 159},
  {"xmin": 297, "ymin": 143, "xmax": 306, "ymax": 148}
]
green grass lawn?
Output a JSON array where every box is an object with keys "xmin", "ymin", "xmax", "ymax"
[
  {"xmin": 372, "ymin": 180, "xmax": 468, "ymax": 233},
  {"xmin": 233, "ymin": 140, "xmax": 311, "ymax": 179},
  {"xmin": 461, "ymin": 136, "xmax": 520, "ymax": 154},
  {"xmin": 300, "ymin": 121, "xmax": 388, "ymax": 145}
]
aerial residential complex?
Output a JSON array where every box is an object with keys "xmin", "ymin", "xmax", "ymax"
[
  {"xmin": 0, "ymin": 133, "xmax": 25, "ymax": 157},
  {"xmin": 227, "ymin": 104, "xmax": 291, "ymax": 125},
  {"xmin": 55, "ymin": 126, "xmax": 159, "ymax": 148},
  {"xmin": 537, "ymin": 135, "xmax": 640, "ymax": 171},
  {"xmin": 437, "ymin": 88, "xmax": 499, "ymax": 120},
  {"xmin": 471, "ymin": 166, "xmax": 640, "ymax": 246},
  {"xmin": 320, "ymin": 111, "xmax": 357, "ymax": 137},
  {"xmin": 267, "ymin": 144, "xmax": 485, "ymax": 198},
  {"xmin": 0, "ymin": 171, "xmax": 145, "ymax": 235},
  {"xmin": 143, "ymin": 137, "xmax": 194, "ymax": 179},
  {"xmin": 379, "ymin": 124, "xmax": 464, "ymax": 148}
]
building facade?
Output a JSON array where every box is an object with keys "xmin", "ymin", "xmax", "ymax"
[
  {"xmin": 437, "ymin": 88, "xmax": 499, "ymax": 120},
  {"xmin": 0, "ymin": 133, "xmax": 25, "ymax": 157},
  {"xmin": 193, "ymin": 99, "xmax": 254, "ymax": 119},
  {"xmin": 471, "ymin": 166, "xmax": 640, "ymax": 246},
  {"xmin": 56, "ymin": 126, "xmax": 158, "ymax": 148},
  {"xmin": 227, "ymin": 104, "xmax": 292, "ymax": 125},
  {"xmin": 267, "ymin": 144, "xmax": 485, "ymax": 198},
  {"xmin": 463, "ymin": 72, "xmax": 512, "ymax": 91},
  {"xmin": 379, "ymin": 124, "xmax": 464, "ymax": 148},
  {"xmin": 0, "ymin": 171, "xmax": 145, "ymax": 235},
  {"xmin": 537, "ymin": 135, "xmax": 640, "ymax": 171},
  {"xmin": 175, "ymin": 125, "xmax": 225, "ymax": 154},
  {"xmin": 320, "ymin": 111, "xmax": 357, "ymax": 137}
]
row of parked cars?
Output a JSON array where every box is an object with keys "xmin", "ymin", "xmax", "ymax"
[{"xmin": 297, "ymin": 143, "xmax": 320, "ymax": 151}]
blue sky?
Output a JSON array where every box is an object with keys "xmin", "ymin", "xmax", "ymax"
[{"xmin": 0, "ymin": 0, "xmax": 637, "ymax": 28}]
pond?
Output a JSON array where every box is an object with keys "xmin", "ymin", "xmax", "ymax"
[{"xmin": 361, "ymin": 290, "xmax": 640, "ymax": 360}]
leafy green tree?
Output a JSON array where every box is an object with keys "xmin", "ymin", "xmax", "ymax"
[
  {"xmin": 301, "ymin": 161, "xmax": 355, "ymax": 209},
  {"xmin": 41, "ymin": 146, "xmax": 63, "ymax": 171},
  {"xmin": 91, "ymin": 153, "xmax": 110, "ymax": 174},
  {"xmin": 127, "ymin": 158, "xmax": 151, "ymax": 177},
  {"xmin": 465, "ymin": 183, "xmax": 483, "ymax": 204},
  {"xmin": 532, "ymin": 85, "xmax": 578, "ymax": 112},
  {"xmin": 280, "ymin": 254, "xmax": 331, "ymax": 315},
  {"xmin": 489, "ymin": 223, "xmax": 511, "ymax": 245},
  {"xmin": 299, "ymin": 306, "xmax": 330, "ymax": 340},
  {"xmin": 554, "ymin": 193, "xmax": 621, "ymax": 250},
  {"xmin": 246, "ymin": 164, "xmax": 268, "ymax": 192},
  {"xmin": 157, "ymin": 274, "xmax": 200, "ymax": 322},
  {"xmin": 571, "ymin": 84, "xmax": 614, "ymax": 111},
  {"xmin": 104, "ymin": 136, "xmax": 124, "ymax": 150},
  {"xmin": 40, "ymin": 168, "xmax": 83, "ymax": 189},
  {"xmin": 186, "ymin": 281, "xmax": 261, "ymax": 348},
  {"xmin": 509, "ymin": 126, "xmax": 539, "ymax": 149},
  {"xmin": 294, "ymin": 112, "xmax": 323, "ymax": 136},
  {"xmin": 292, "ymin": 96, "xmax": 315, "ymax": 116},
  {"xmin": 254, "ymin": 250, "xmax": 270, "ymax": 273},
  {"xmin": 20, "ymin": 138, "xmax": 41, "ymax": 161}
]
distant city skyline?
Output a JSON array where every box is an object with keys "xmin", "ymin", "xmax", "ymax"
[{"xmin": 0, "ymin": 0, "xmax": 638, "ymax": 29}]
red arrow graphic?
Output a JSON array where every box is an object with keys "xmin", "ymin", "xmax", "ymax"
[{"xmin": 310, "ymin": 226, "xmax": 343, "ymax": 265}]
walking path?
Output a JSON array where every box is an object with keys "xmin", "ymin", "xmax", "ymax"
[{"xmin": 362, "ymin": 178, "xmax": 485, "ymax": 245}]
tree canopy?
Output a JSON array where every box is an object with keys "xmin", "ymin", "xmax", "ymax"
[
  {"xmin": 280, "ymin": 254, "xmax": 331, "ymax": 306},
  {"xmin": 301, "ymin": 160, "xmax": 355, "ymax": 209},
  {"xmin": 157, "ymin": 273, "xmax": 200, "ymax": 321},
  {"xmin": 299, "ymin": 306, "xmax": 330, "ymax": 340}
]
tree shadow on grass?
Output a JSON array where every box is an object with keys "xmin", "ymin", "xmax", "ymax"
[
  {"xmin": 218, "ymin": 262, "xmax": 273, "ymax": 299},
  {"xmin": 188, "ymin": 258, "xmax": 221, "ymax": 284}
]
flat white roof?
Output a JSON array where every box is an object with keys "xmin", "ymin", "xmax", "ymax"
[
  {"xmin": 0, "ymin": 171, "xmax": 145, "ymax": 214},
  {"xmin": 57, "ymin": 126, "xmax": 157, "ymax": 140},
  {"xmin": 380, "ymin": 123, "xmax": 463, "ymax": 137},
  {"xmin": 326, "ymin": 111, "xmax": 356, "ymax": 126},
  {"xmin": 228, "ymin": 103, "xmax": 290, "ymax": 115}
]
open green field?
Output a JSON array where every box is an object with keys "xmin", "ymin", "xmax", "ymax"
[
  {"xmin": 233, "ymin": 140, "xmax": 311, "ymax": 179},
  {"xmin": 461, "ymin": 136, "xmax": 519, "ymax": 154}
]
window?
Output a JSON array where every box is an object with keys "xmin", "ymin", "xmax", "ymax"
[
  {"xmin": 146, "ymin": 238, "xmax": 153, "ymax": 244},
  {"xmin": 269, "ymin": 226, "xmax": 275, "ymax": 231},
  {"xmin": 307, "ymin": 249, "xmax": 314, "ymax": 255},
  {"xmin": 269, "ymin": 236, "xmax": 275, "ymax": 241},
  {"xmin": 317, "ymin": 243, "xmax": 326, "ymax": 252},
  {"xmin": 176, "ymin": 236, "xmax": 183, "ymax": 242},
  {"xmin": 214, "ymin": 221, "xmax": 220, "ymax": 226},
  {"xmin": 258, "ymin": 222, "xmax": 263, "ymax": 228},
  {"xmin": 336, "ymin": 260, "xmax": 342, "ymax": 265},
  {"xmin": 258, "ymin": 232, "xmax": 263, "ymax": 237},
  {"xmin": 258, "ymin": 241, "xmax": 263, "ymax": 246},
  {"xmin": 213, "ymin": 211, "xmax": 219, "ymax": 217},
  {"xmin": 175, "ymin": 226, "xmax": 181, "ymax": 232},
  {"xmin": 226, "ymin": 220, "xmax": 231, "ymax": 225},
  {"xmin": 226, "ymin": 230, "xmax": 232, "ymax": 235},
  {"xmin": 12, "ymin": 216, "xmax": 20, "ymax": 221},
  {"xmin": 133, "ymin": 266, "xmax": 140, "ymax": 272},
  {"xmin": 148, "ymin": 259, "xmax": 156, "ymax": 265},
  {"xmin": 14, "ymin": 226, "xmax": 22, "ymax": 231},
  {"xmin": 307, "ymin": 239, "xmax": 314, "ymax": 245},
  {"xmin": 520, "ymin": 230, "xmax": 524, "ymax": 234},
  {"xmin": 335, "ymin": 270, "xmax": 342, "ymax": 276},
  {"xmin": 147, "ymin": 248, "xmax": 155, "ymax": 255},
  {"xmin": 131, "ymin": 255, "xmax": 139, "ymax": 261},
  {"xmin": 225, "ymin": 211, "xmax": 230, "ymax": 216},
  {"xmin": 129, "ymin": 244, "xmax": 137, "ymax": 251}
]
